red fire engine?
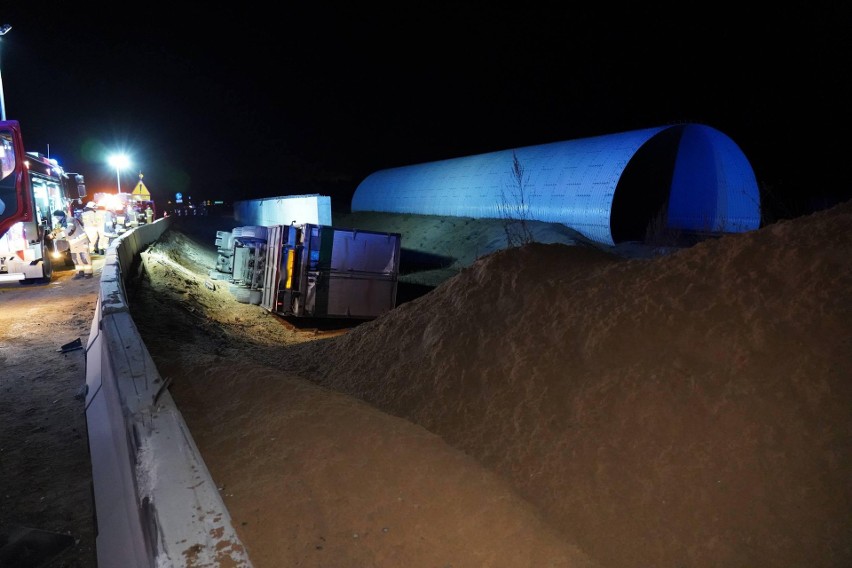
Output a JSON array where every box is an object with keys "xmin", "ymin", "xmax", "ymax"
[{"xmin": 0, "ymin": 120, "xmax": 86, "ymax": 283}]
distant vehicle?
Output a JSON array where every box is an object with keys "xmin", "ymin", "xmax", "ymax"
[
  {"xmin": 0, "ymin": 120, "xmax": 86, "ymax": 284},
  {"xmin": 91, "ymin": 191, "xmax": 156, "ymax": 235}
]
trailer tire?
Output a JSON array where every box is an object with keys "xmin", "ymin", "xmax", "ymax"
[
  {"xmin": 229, "ymin": 284, "xmax": 252, "ymax": 304},
  {"xmin": 248, "ymin": 289, "xmax": 262, "ymax": 305}
]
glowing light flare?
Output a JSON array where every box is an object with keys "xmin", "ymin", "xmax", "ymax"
[
  {"xmin": 96, "ymin": 193, "xmax": 125, "ymax": 211},
  {"xmin": 107, "ymin": 153, "xmax": 131, "ymax": 170},
  {"xmin": 107, "ymin": 153, "xmax": 132, "ymax": 194}
]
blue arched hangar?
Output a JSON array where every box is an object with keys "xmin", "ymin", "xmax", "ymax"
[{"xmin": 352, "ymin": 123, "xmax": 761, "ymax": 246}]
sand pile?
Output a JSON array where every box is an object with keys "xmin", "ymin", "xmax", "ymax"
[{"xmin": 268, "ymin": 201, "xmax": 852, "ymax": 568}]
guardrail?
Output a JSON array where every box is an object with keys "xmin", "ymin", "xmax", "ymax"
[{"xmin": 83, "ymin": 217, "xmax": 252, "ymax": 567}]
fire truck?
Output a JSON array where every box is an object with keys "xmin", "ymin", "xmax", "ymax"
[
  {"xmin": 0, "ymin": 120, "xmax": 86, "ymax": 284},
  {"xmin": 92, "ymin": 190, "xmax": 156, "ymax": 236}
]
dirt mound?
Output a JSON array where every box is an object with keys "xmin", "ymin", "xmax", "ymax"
[
  {"xmin": 137, "ymin": 203, "xmax": 852, "ymax": 567},
  {"xmin": 269, "ymin": 200, "xmax": 852, "ymax": 568},
  {"xmin": 133, "ymin": 216, "xmax": 607, "ymax": 567}
]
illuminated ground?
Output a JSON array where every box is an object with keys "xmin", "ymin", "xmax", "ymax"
[{"xmin": 0, "ymin": 259, "xmax": 101, "ymax": 567}]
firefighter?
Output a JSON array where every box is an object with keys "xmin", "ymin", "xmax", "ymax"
[
  {"xmin": 51, "ymin": 210, "xmax": 93, "ymax": 279},
  {"xmin": 114, "ymin": 203, "xmax": 127, "ymax": 234},
  {"xmin": 81, "ymin": 202, "xmax": 100, "ymax": 255},
  {"xmin": 145, "ymin": 204, "xmax": 154, "ymax": 224},
  {"xmin": 93, "ymin": 205, "xmax": 112, "ymax": 254}
]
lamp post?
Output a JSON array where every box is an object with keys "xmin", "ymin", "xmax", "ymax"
[
  {"xmin": 108, "ymin": 153, "xmax": 131, "ymax": 194},
  {"xmin": 0, "ymin": 23, "xmax": 11, "ymax": 121}
]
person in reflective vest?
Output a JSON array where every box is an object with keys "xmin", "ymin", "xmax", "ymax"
[
  {"xmin": 51, "ymin": 210, "xmax": 92, "ymax": 279},
  {"xmin": 81, "ymin": 202, "xmax": 100, "ymax": 255},
  {"xmin": 93, "ymin": 205, "xmax": 112, "ymax": 254}
]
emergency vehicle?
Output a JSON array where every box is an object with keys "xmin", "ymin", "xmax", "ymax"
[
  {"xmin": 0, "ymin": 120, "xmax": 86, "ymax": 283},
  {"xmin": 92, "ymin": 189, "xmax": 156, "ymax": 236}
]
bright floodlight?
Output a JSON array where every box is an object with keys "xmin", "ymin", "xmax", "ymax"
[
  {"xmin": 108, "ymin": 153, "xmax": 131, "ymax": 194},
  {"xmin": 108, "ymin": 153, "xmax": 131, "ymax": 170}
]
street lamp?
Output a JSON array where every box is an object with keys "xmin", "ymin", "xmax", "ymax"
[
  {"xmin": 107, "ymin": 153, "xmax": 131, "ymax": 194},
  {"xmin": 0, "ymin": 23, "xmax": 11, "ymax": 121}
]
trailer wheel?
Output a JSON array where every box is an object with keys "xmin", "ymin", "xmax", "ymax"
[
  {"xmin": 229, "ymin": 286, "xmax": 263, "ymax": 305},
  {"xmin": 229, "ymin": 284, "xmax": 252, "ymax": 304},
  {"xmin": 248, "ymin": 289, "xmax": 262, "ymax": 305}
]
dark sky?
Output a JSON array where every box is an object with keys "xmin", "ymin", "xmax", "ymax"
[{"xmin": 1, "ymin": 5, "xmax": 849, "ymax": 215}]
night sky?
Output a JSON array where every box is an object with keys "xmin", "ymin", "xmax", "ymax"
[{"xmin": 1, "ymin": 5, "xmax": 849, "ymax": 217}]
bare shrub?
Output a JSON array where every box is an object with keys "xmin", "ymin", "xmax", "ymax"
[{"xmin": 498, "ymin": 151, "xmax": 536, "ymax": 247}]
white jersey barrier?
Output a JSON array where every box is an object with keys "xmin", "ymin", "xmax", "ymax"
[{"xmin": 83, "ymin": 217, "xmax": 253, "ymax": 567}]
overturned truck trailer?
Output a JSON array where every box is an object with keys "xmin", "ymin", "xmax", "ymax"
[{"xmin": 216, "ymin": 223, "xmax": 402, "ymax": 319}]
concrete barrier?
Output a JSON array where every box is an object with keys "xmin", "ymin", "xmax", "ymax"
[{"xmin": 83, "ymin": 217, "xmax": 253, "ymax": 567}]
